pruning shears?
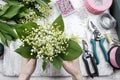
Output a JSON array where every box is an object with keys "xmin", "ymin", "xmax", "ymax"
[
  {"xmin": 88, "ymin": 21, "xmax": 108, "ymax": 64},
  {"xmin": 82, "ymin": 40, "xmax": 99, "ymax": 78}
]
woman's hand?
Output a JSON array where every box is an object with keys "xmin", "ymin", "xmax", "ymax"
[
  {"xmin": 18, "ymin": 58, "xmax": 37, "ymax": 80},
  {"xmin": 63, "ymin": 58, "xmax": 82, "ymax": 80}
]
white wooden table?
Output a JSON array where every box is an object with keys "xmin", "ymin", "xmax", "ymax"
[{"xmin": 0, "ymin": 0, "xmax": 120, "ymax": 80}]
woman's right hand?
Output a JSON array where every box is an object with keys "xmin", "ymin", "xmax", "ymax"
[{"xmin": 63, "ymin": 58, "xmax": 82, "ymax": 80}]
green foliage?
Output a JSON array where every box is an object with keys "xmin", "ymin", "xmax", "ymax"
[
  {"xmin": 0, "ymin": 3, "xmax": 24, "ymax": 20},
  {"xmin": 0, "ymin": 21, "xmax": 18, "ymax": 39},
  {"xmin": 0, "ymin": 4, "xmax": 10, "ymax": 16},
  {"xmin": 35, "ymin": 0, "xmax": 50, "ymax": 6},
  {"xmin": 15, "ymin": 15, "xmax": 83, "ymax": 70},
  {"xmin": 52, "ymin": 15, "xmax": 64, "ymax": 32},
  {"xmin": 0, "ymin": 21, "xmax": 18, "ymax": 45},
  {"xmin": 61, "ymin": 39, "xmax": 83, "ymax": 61},
  {"xmin": 42, "ymin": 61, "xmax": 47, "ymax": 71},
  {"xmin": 15, "ymin": 45, "xmax": 37, "ymax": 59},
  {"xmin": 0, "ymin": 32, "xmax": 7, "ymax": 45},
  {"xmin": 51, "ymin": 56, "xmax": 63, "ymax": 70},
  {"xmin": 2, "ymin": 4, "xmax": 24, "ymax": 19},
  {"xmin": 42, "ymin": 0, "xmax": 51, "ymax": 4},
  {"xmin": 0, "ymin": 0, "xmax": 51, "ymax": 21},
  {"xmin": 15, "ymin": 22, "xmax": 38, "ymax": 38},
  {"xmin": 0, "ymin": 0, "xmax": 82, "ymax": 71},
  {"xmin": 0, "ymin": 0, "xmax": 52, "ymax": 45},
  {"xmin": 15, "ymin": 15, "xmax": 65, "ymax": 59}
]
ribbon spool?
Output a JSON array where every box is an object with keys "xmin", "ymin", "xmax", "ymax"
[
  {"xmin": 98, "ymin": 13, "xmax": 116, "ymax": 30},
  {"xmin": 105, "ymin": 33, "xmax": 120, "ymax": 69},
  {"xmin": 108, "ymin": 45, "xmax": 120, "ymax": 69},
  {"xmin": 84, "ymin": 0, "xmax": 113, "ymax": 14}
]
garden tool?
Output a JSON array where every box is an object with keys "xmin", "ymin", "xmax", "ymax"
[
  {"xmin": 88, "ymin": 21, "xmax": 108, "ymax": 64},
  {"xmin": 82, "ymin": 40, "xmax": 99, "ymax": 78},
  {"xmin": 0, "ymin": 43, "xmax": 4, "ymax": 57}
]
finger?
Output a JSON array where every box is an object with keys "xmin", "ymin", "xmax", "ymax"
[
  {"xmin": 74, "ymin": 57, "xmax": 80, "ymax": 63},
  {"xmin": 21, "ymin": 58, "xmax": 30, "ymax": 69},
  {"xmin": 63, "ymin": 61, "xmax": 70, "ymax": 65},
  {"xmin": 63, "ymin": 61, "xmax": 71, "ymax": 68},
  {"xmin": 29, "ymin": 59, "xmax": 36, "ymax": 62},
  {"xmin": 22, "ymin": 58, "xmax": 30, "ymax": 64},
  {"xmin": 28, "ymin": 59, "xmax": 37, "ymax": 66},
  {"xmin": 62, "ymin": 61, "xmax": 69, "ymax": 71}
]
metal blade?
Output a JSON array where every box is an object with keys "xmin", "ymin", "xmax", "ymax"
[
  {"xmin": 82, "ymin": 40, "xmax": 89, "ymax": 52},
  {"xmin": 88, "ymin": 20, "xmax": 98, "ymax": 32}
]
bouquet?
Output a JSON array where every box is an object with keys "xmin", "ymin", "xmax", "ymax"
[{"xmin": 16, "ymin": 15, "xmax": 83, "ymax": 70}]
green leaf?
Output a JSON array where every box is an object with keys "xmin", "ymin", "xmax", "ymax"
[
  {"xmin": 7, "ymin": 23, "xmax": 18, "ymax": 28},
  {"xmin": 61, "ymin": 39, "xmax": 83, "ymax": 61},
  {"xmin": 15, "ymin": 45, "xmax": 37, "ymax": 59},
  {"xmin": 31, "ymin": 7, "xmax": 43, "ymax": 17},
  {"xmin": 3, "ymin": 0, "xmax": 20, "ymax": 5},
  {"xmin": 17, "ymin": 11, "xmax": 26, "ymax": 18},
  {"xmin": 52, "ymin": 15, "xmax": 64, "ymax": 32},
  {"xmin": 15, "ymin": 22, "xmax": 38, "ymax": 38},
  {"xmin": 0, "ymin": 4, "xmax": 10, "ymax": 16},
  {"xmin": 0, "ymin": 21, "xmax": 18, "ymax": 39},
  {"xmin": 42, "ymin": 61, "xmax": 47, "ymax": 71},
  {"xmin": 35, "ymin": 0, "xmax": 49, "ymax": 6},
  {"xmin": 0, "ymin": 32, "xmax": 7, "ymax": 45},
  {"xmin": 51, "ymin": 56, "xmax": 63, "ymax": 70},
  {"xmin": 2, "ymin": 4, "xmax": 24, "ymax": 19},
  {"xmin": 4, "ymin": 34, "xmax": 13, "ymax": 41},
  {"xmin": 42, "ymin": 0, "xmax": 51, "ymax": 4}
]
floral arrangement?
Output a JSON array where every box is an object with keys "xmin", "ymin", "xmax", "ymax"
[
  {"xmin": 21, "ymin": 24, "xmax": 69, "ymax": 60},
  {"xmin": 0, "ymin": 0, "xmax": 51, "ymax": 45},
  {"xmin": 0, "ymin": 0, "xmax": 51, "ymax": 23},
  {"xmin": 15, "ymin": 15, "xmax": 83, "ymax": 70},
  {"xmin": 0, "ymin": 0, "xmax": 83, "ymax": 70}
]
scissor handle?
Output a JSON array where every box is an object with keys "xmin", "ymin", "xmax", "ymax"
[
  {"xmin": 82, "ymin": 54, "xmax": 99, "ymax": 78},
  {"xmin": 99, "ymin": 38, "xmax": 108, "ymax": 62},
  {"xmin": 91, "ymin": 55, "xmax": 99, "ymax": 77},
  {"xmin": 91, "ymin": 39, "xmax": 100, "ymax": 64}
]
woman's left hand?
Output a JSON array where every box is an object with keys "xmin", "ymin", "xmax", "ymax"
[{"xmin": 18, "ymin": 58, "xmax": 37, "ymax": 80}]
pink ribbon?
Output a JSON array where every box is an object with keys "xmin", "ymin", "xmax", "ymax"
[
  {"xmin": 84, "ymin": 0, "xmax": 113, "ymax": 14},
  {"xmin": 110, "ymin": 47, "xmax": 119, "ymax": 68}
]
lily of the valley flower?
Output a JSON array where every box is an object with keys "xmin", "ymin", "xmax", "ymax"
[
  {"xmin": 22, "ymin": 0, "xmax": 36, "ymax": 4},
  {"xmin": 35, "ymin": 4, "xmax": 52, "ymax": 17},
  {"xmin": 21, "ymin": 24, "xmax": 69, "ymax": 61},
  {"xmin": 0, "ymin": 4, "xmax": 3, "ymax": 10},
  {"xmin": 18, "ymin": 1, "xmax": 52, "ymax": 23},
  {"xmin": 19, "ymin": 8, "xmax": 39, "ymax": 23}
]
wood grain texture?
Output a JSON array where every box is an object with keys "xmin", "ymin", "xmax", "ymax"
[{"xmin": 0, "ymin": 0, "xmax": 119, "ymax": 78}]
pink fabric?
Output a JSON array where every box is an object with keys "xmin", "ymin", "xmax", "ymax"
[
  {"xmin": 110, "ymin": 47, "xmax": 119, "ymax": 68},
  {"xmin": 84, "ymin": 0, "xmax": 113, "ymax": 14}
]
